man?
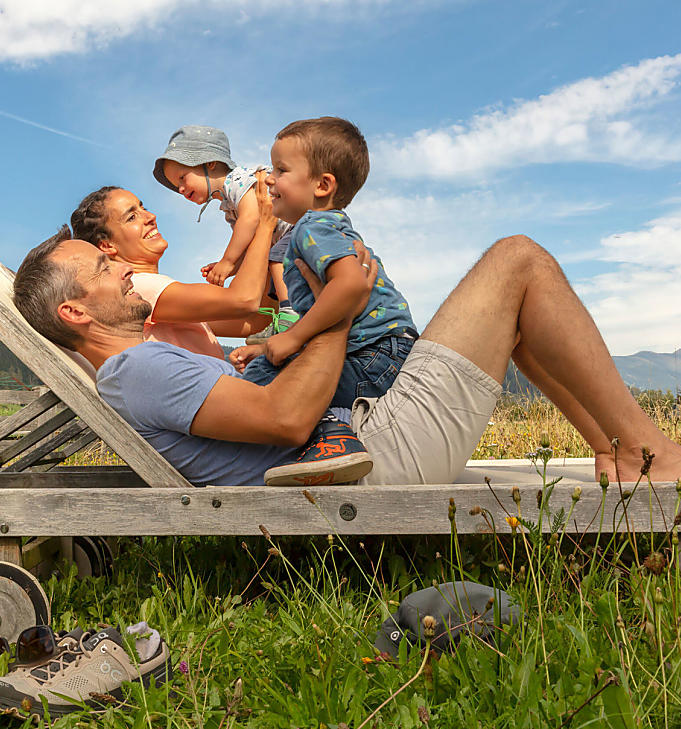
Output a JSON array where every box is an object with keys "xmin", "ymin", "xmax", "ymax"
[{"xmin": 13, "ymin": 225, "xmax": 681, "ymax": 486}]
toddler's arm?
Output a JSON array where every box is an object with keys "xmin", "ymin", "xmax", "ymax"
[
  {"xmin": 264, "ymin": 255, "xmax": 368, "ymax": 366},
  {"xmin": 204, "ymin": 187, "xmax": 260, "ymax": 287}
]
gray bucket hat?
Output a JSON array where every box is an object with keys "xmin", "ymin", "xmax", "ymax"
[
  {"xmin": 153, "ymin": 125, "xmax": 236, "ymax": 193},
  {"xmin": 374, "ymin": 581, "xmax": 518, "ymax": 658}
]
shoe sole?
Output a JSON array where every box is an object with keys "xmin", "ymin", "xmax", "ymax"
[
  {"xmin": 0, "ymin": 657, "xmax": 173, "ymax": 718},
  {"xmin": 264, "ymin": 452, "xmax": 373, "ymax": 487}
]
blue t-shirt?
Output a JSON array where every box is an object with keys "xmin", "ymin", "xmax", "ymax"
[
  {"xmin": 283, "ymin": 210, "xmax": 415, "ymax": 353},
  {"xmin": 96, "ymin": 342, "xmax": 298, "ymax": 486}
]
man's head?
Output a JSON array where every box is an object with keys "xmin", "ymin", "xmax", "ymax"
[
  {"xmin": 14, "ymin": 230, "xmax": 151, "ymax": 352},
  {"xmin": 72, "ymin": 188, "xmax": 168, "ymax": 267},
  {"xmin": 266, "ymin": 117, "xmax": 369, "ymax": 223}
]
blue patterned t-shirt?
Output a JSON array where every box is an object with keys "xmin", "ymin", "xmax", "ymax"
[{"xmin": 283, "ymin": 210, "xmax": 415, "ymax": 353}]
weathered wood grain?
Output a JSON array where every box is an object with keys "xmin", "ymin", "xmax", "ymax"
[
  {"xmin": 5, "ymin": 421, "xmax": 91, "ymax": 471},
  {"xmin": 0, "ymin": 406, "xmax": 75, "ymax": 464},
  {"xmin": 0, "ymin": 537, "xmax": 22, "ymax": 565},
  {"xmin": 0, "ymin": 477, "xmax": 677, "ymax": 536},
  {"xmin": 0, "ymin": 390, "xmax": 41, "ymax": 406},
  {"xmin": 0, "ymin": 264, "xmax": 191, "ymax": 489},
  {"xmin": 0, "ymin": 391, "xmax": 60, "ymax": 440}
]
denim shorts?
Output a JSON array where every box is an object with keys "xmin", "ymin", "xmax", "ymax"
[{"xmin": 242, "ymin": 335, "xmax": 416, "ymax": 410}]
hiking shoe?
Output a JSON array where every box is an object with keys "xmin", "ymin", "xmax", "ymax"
[
  {"xmin": 0, "ymin": 627, "xmax": 171, "ymax": 717},
  {"xmin": 265, "ymin": 415, "xmax": 373, "ymax": 486},
  {"xmin": 246, "ymin": 306, "xmax": 299, "ymax": 345}
]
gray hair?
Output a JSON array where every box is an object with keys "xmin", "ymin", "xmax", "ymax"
[{"xmin": 13, "ymin": 226, "xmax": 86, "ymax": 351}]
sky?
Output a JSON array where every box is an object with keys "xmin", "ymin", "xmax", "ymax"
[{"xmin": 0, "ymin": 0, "xmax": 680, "ymax": 355}]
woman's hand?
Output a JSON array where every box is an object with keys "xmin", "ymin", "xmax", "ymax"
[
  {"xmin": 254, "ymin": 170, "xmax": 276, "ymax": 227},
  {"xmin": 229, "ymin": 343, "xmax": 265, "ymax": 373}
]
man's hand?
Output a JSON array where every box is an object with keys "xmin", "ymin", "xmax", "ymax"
[
  {"xmin": 294, "ymin": 240, "xmax": 377, "ymax": 316},
  {"xmin": 204, "ymin": 258, "xmax": 235, "ymax": 287},
  {"xmin": 265, "ymin": 329, "xmax": 304, "ymax": 366},
  {"xmin": 229, "ymin": 343, "xmax": 265, "ymax": 372}
]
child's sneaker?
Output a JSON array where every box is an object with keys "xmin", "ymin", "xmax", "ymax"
[
  {"xmin": 265, "ymin": 414, "xmax": 373, "ymax": 486},
  {"xmin": 0, "ymin": 627, "xmax": 171, "ymax": 717},
  {"xmin": 246, "ymin": 306, "xmax": 299, "ymax": 345}
]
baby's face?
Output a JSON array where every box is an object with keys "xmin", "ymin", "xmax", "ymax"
[
  {"xmin": 266, "ymin": 137, "xmax": 319, "ymax": 224},
  {"xmin": 163, "ymin": 160, "xmax": 210, "ymax": 205}
]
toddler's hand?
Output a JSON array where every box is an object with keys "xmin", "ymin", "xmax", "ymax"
[
  {"xmin": 205, "ymin": 259, "xmax": 235, "ymax": 287},
  {"xmin": 201, "ymin": 262, "xmax": 215, "ymax": 278},
  {"xmin": 229, "ymin": 344, "xmax": 265, "ymax": 373},
  {"xmin": 265, "ymin": 331, "xmax": 302, "ymax": 367}
]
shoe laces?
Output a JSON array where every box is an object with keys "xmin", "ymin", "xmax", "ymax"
[{"xmin": 30, "ymin": 633, "xmax": 94, "ymax": 684}]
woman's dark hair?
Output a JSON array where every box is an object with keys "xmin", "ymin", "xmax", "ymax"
[{"xmin": 70, "ymin": 186, "xmax": 121, "ymax": 246}]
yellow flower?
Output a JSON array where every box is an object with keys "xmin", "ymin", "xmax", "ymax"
[
  {"xmin": 361, "ymin": 657, "xmax": 374, "ymax": 664},
  {"xmin": 505, "ymin": 516, "xmax": 520, "ymax": 533}
]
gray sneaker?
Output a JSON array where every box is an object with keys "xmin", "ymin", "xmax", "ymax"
[
  {"xmin": 0, "ymin": 627, "xmax": 171, "ymax": 717},
  {"xmin": 246, "ymin": 306, "xmax": 299, "ymax": 345}
]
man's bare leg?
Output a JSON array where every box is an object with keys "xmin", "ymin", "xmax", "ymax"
[{"xmin": 421, "ymin": 235, "xmax": 681, "ymax": 482}]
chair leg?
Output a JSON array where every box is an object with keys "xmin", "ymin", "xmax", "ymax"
[{"xmin": 0, "ymin": 537, "xmax": 22, "ymax": 566}]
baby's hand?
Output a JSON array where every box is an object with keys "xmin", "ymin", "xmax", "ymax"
[
  {"xmin": 229, "ymin": 344, "xmax": 265, "ymax": 373},
  {"xmin": 265, "ymin": 330, "xmax": 302, "ymax": 367},
  {"xmin": 205, "ymin": 259, "xmax": 235, "ymax": 287}
]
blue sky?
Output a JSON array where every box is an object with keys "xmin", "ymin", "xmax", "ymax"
[{"xmin": 1, "ymin": 0, "xmax": 680, "ymax": 355}]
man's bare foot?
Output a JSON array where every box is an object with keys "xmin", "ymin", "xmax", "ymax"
[{"xmin": 595, "ymin": 443, "xmax": 681, "ymax": 484}]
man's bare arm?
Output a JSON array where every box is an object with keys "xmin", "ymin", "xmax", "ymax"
[{"xmin": 190, "ymin": 321, "xmax": 350, "ymax": 446}]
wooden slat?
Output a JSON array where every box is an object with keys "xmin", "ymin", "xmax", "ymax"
[
  {"xmin": 0, "ymin": 479, "xmax": 677, "ymax": 536},
  {"xmin": 0, "ymin": 406, "xmax": 75, "ymax": 464},
  {"xmin": 0, "ymin": 467, "xmax": 145, "ymax": 489},
  {"xmin": 0, "ymin": 537, "xmax": 22, "ymax": 565},
  {"xmin": 0, "ymin": 391, "xmax": 60, "ymax": 440},
  {"xmin": 0, "ymin": 264, "xmax": 191, "ymax": 489},
  {"xmin": 21, "ymin": 537, "xmax": 61, "ymax": 572},
  {"xmin": 0, "ymin": 389, "xmax": 41, "ymax": 405},
  {"xmin": 5, "ymin": 421, "xmax": 90, "ymax": 471}
]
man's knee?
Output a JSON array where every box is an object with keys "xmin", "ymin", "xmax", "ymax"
[{"xmin": 486, "ymin": 234, "xmax": 557, "ymax": 275}]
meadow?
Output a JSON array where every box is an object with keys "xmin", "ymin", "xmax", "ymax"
[{"xmin": 3, "ymin": 392, "xmax": 681, "ymax": 728}]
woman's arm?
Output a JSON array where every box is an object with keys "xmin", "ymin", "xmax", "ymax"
[{"xmin": 152, "ymin": 173, "xmax": 276, "ymax": 323}]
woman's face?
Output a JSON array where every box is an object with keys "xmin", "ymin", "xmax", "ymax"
[{"xmin": 101, "ymin": 189, "xmax": 168, "ymax": 266}]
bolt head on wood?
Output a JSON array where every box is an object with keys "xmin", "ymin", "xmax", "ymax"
[
  {"xmin": 339, "ymin": 503, "xmax": 357, "ymax": 521},
  {"xmin": 212, "ymin": 498, "xmax": 221, "ymax": 508},
  {"xmin": 180, "ymin": 495, "xmax": 191, "ymax": 506},
  {"xmin": 0, "ymin": 524, "xmax": 8, "ymax": 534}
]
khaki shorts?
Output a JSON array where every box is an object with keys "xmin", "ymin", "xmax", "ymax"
[{"xmin": 351, "ymin": 339, "xmax": 501, "ymax": 484}]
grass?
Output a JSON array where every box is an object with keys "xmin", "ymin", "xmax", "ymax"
[{"xmin": 3, "ymin": 392, "xmax": 681, "ymax": 727}]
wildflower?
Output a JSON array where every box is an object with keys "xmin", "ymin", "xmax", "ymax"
[
  {"xmin": 469, "ymin": 505, "xmax": 482, "ymax": 516},
  {"xmin": 505, "ymin": 516, "xmax": 520, "ymax": 534},
  {"xmin": 448, "ymin": 498, "xmax": 456, "ymax": 523},
  {"xmin": 327, "ymin": 534, "xmax": 334, "ymax": 545},
  {"xmin": 267, "ymin": 547, "xmax": 279, "ymax": 557},
  {"xmin": 303, "ymin": 489, "xmax": 316, "ymax": 504},
  {"xmin": 178, "ymin": 660, "xmax": 189, "ymax": 675},
  {"xmin": 540, "ymin": 432, "xmax": 550, "ymax": 449},
  {"xmin": 361, "ymin": 656, "xmax": 374, "ymax": 665},
  {"xmin": 241, "ymin": 541, "xmax": 248, "ymax": 550},
  {"xmin": 422, "ymin": 615, "xmax": 437, "ymax": 639},
  {"xmin": 498, "ymin": 563, "xmax": 507, "ymax": 573},
  {"xmin": 259, "ymin": 524, "xmax": 271, "ymax": 540},
  {"xmin": 511, "ymin": 486, "xmax": 521, "ymax": 504},
  {"xmin": 256, "ymin": 649, "xmax": 264, "ymax": 656},
  {"xmin": 157, "ymin": 571, "xmax": 163, "ymax": 578},
  {"xmin": 600, "ymin": 471, "xmax": 609, "ymax": 490},
  {"xmin": 640, "ymin": 446, "xmax": 655, "ymax": 476},
  {"xmin": 571, "ymin": 486, "xmax": 582, "ymax": 502},
  {"xmin": 654, "ymin": 587, "xmax": 664, "ymax": 605},
  {"xmin": 622, "ymin": 490, "xmax": 632, "ymax": 500},
  {"xmin": 644, "ymin": 551, "xmax": 666, "ymax": 576}
]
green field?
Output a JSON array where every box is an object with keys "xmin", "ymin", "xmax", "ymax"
[{"xmin": 3, "ymin": 396, "xmax": 681, "ymax": 727}]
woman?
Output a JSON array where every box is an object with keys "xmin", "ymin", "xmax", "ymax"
[{"xmin": 70, "ymin": 177, "xmax": 275, "ymax": 358}]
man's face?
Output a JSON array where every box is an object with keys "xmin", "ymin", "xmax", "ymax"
[
  {"xmin": 51, "ymin": 240, "xmax": 152, "ymax": 329},
  {"xmin": 102, "ymin": 189, "xmax": 168, "ymax": 265},
  {"xmin": 266, "ymin": 137, "xmax": 319, "ymax": 224},
  {"xmin": 163, "ymin": 160, "xmax": 211, "ymax": 205}
]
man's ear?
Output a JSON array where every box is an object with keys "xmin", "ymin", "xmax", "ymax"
[
  {"xmin": 57, "ymin": 301, "xmax": 93, "ymax": 327},
  {"xmin": 314, "ymin": 173, "xmax": 337, "ymax": 203},
  {"xmin": 97, "ymin": 240, "xmax": 117, "ymax": 257}
]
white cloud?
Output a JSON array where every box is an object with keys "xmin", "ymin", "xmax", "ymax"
[
  {"xmin": 373, "ymin": 54, "xmax": 681, "ymax": 180},
  {"xmin": 575, "ymin": 210, "xmax": 681, "ymax": 354},
  {"xmin": 0, "ymin": 0, "xmax": 422, "ymax": 62}
]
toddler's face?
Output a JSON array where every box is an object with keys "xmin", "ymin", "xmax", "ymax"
[
  {"xmin": 163, "ymin": 160, "xmax": 210, "ymax": 205},
  {"xmin": 266, "ymin": 137, "xmax": 318, "ymax": 224}
]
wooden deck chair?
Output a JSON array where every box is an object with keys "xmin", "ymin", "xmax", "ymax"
[{"xmin": 0, "ymin": 259, "xmax": 679, "ymax": 568}]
